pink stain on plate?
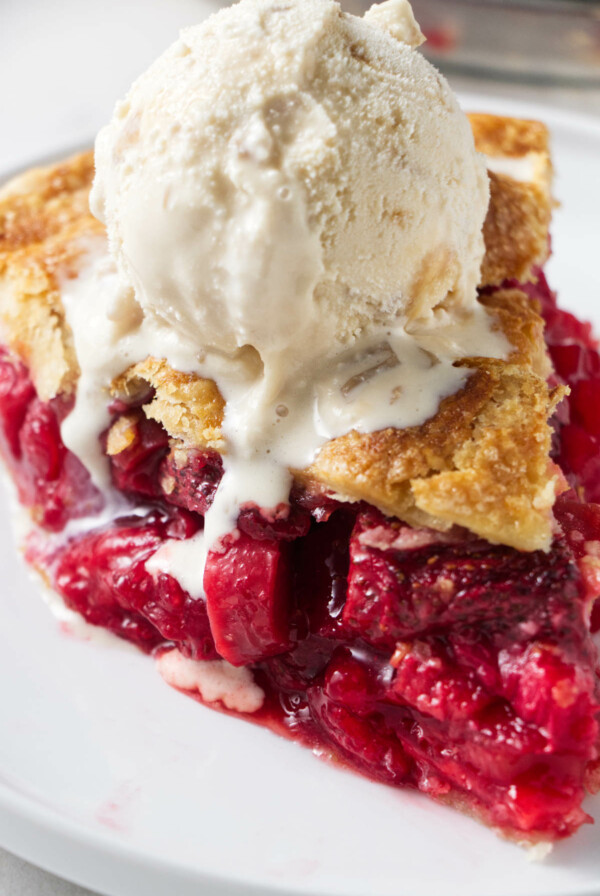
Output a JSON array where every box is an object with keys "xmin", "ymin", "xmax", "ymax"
[
  {"xmin": 96, "ymin": 783, "xmax": 140, "ymax": 832},
  {"xmin": 58, "ymin": 620, "xmax": 91, "ymax": 641}
]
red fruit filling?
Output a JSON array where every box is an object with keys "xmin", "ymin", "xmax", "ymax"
[
  {"xmin": 0, "ymin": 350, "xmax": 103, "ymax": 529},
  {"xmin": 503, "ymin": 270, "xmax": 600, "ymax": 505},
  {"xmin": 26, "ymin": 508, "xmax": 216, "ymax": 659},
  {"xmin": 1, "ymin": 275, "xmax": 600, "ymax": 843}
]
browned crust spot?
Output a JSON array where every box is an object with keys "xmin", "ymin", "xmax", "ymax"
[{"xmin": 468, "ymin": 112, "xmax": 550, "ymax": 159}]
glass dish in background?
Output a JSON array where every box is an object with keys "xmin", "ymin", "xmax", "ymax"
[{"xmin": 346, "ymin": 0, "xmax": 600, "ymax": 84}]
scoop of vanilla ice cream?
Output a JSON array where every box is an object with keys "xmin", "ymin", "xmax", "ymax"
[{"xmin": 91, "ymin": 0, "xmax": 489, "ymax": 381}]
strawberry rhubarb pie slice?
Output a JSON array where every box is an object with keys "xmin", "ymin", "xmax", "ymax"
[{"xmin": 1, "ymin": 0, "xmax": 599, "ymax": 847}]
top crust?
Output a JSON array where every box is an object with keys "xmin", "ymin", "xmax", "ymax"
[
  {"xmin": 0, "ymin": 115, "xmax": 560, "ymax": 551},
  {"xmin": 468, "ymin": 113, "xmax": 551, "ymax": 160},
  {"xmin": 302, "ymin": 289, "xmax": 562, "ymax": 551},
  {"xmin": 0, "ymin": 153, "xmax": 101, "ymax": 400},
  {"xmin": 468, "ymin": 113, "xmax": 553, "ymax": 286},
  {"xmin": 480, "ymin": 172, "xmax": 552, "ymax": 288}
]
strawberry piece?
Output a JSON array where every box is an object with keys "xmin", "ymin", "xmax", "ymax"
[
  {"xmin": 308, "ymin": 652, "xmax": 411, "ymax": 785},
  {"xmin": 558, "ymin": 426, "xmax": 600, "ymax": 504},
  {"xmin": 550, "ymin": 343, "xmax": 600, "ymax": 382},
  {"xmin": 106, "ymin": 411, "xmax": 169, "ymax": 499},
  {"xmin": 344, "ymin": 507, "xmax": 584, "ymax": 651},
  {"xmin": 237, "ymin": 502, "xmax": 311, "ymax": 541},
  {"xmin": 554, "ymin": 498, "xmax": 600, "ymax": 632},
  {"xmin": 34, "ymin": 510, "xmax": 217, "ymax": 658},
  {"xmin": 498, "ymin": 643, "xmax": 599, "ymax": 755},
  {"xmin": 570, "ymin": 380, "xmax": 600, "ymax": 438},
  {"xmin": 0, "ymin": 352, "xmax": 102, "ymax": 530},
  {"xmin": 0, "ymin": 349, "xmax": 35, "ymax": 457},
  {"xmin": 159, "ymin": 448, "xmax": 223, "ymax": 516},
  {"xmin": 291, "ymin": 485, "xmax": 343, "ymax": 522},
  {"xmin": 204, "ymin": 531, "xmax": 292, "ymax": 665},
  {"xmin": 19, "ymin": 400, "xmax": 103, "ymax": 531},
  {"xmin": 388, "ymin": 639, "xmax": 493, "ymax": 723}
]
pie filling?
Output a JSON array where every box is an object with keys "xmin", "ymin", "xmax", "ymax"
[{"xmin": 1, "ymin": 269, "xmax": 599, "ymax": 843}]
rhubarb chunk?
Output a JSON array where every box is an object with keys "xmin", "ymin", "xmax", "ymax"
[{"xmin": 204, "ymin": 532, "xmax": 292, "ymax": 665}]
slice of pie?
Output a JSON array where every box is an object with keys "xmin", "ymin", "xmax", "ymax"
[{"xmin": 1, "ymin": 108, "xmax": 599, "ymax": 847}]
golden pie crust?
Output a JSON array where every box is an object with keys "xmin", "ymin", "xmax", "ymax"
[{"xmin": 0, "ymin": 114, "xmax": 561, "ymax": 551}]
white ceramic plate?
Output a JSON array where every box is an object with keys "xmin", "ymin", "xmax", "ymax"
[{"xmin": 1, "ymin": 94, "xmax": 600, "ymax": 896}]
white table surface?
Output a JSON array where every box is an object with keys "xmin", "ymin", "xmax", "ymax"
[{"xmin": 1, "ymin": 1, "xmax": 600, "ymax": 894}]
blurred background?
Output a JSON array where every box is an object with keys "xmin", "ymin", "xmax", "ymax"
[
  {"xmin": 356, "ymin": 0, "xmax": 600, "ymax": 83},
  {"xmin": 2, "ymin": 0, "xmax": 600, "ymax": 174}
]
